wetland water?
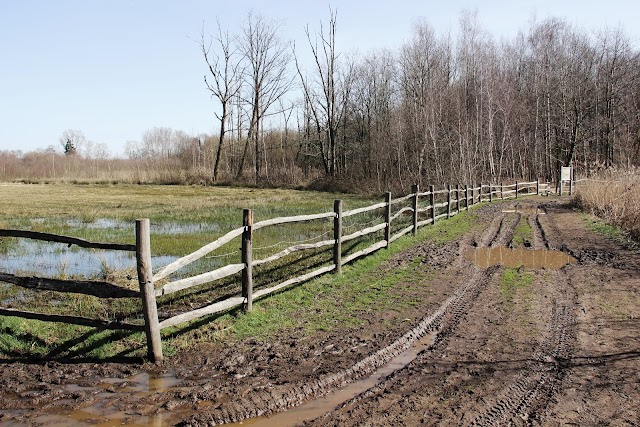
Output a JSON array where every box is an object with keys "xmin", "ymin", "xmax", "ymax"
[
  {"xmin": 0, "ymin": 239, "xmax": 178, "ymax": 278},
  {"xmin": 0, "ymin": 218, "xmax": 227, "ymax": 279},
  {"xmin": 0, "ymin": 217, "xmax": 337, "ymax": 279}
]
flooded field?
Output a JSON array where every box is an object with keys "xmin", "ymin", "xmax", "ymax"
[{"xmin": 0, "ymin": 238, "xmax": 178, "ymax": 279}]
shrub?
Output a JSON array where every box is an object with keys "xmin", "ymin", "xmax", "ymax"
[{"xmin": 574, "ymin": 168, "xmax": 640, "ymax": 240}]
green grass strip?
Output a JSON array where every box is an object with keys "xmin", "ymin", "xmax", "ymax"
[{"xmin": 163, "ymin": 211, "xmax": 476, "ymax": 353}]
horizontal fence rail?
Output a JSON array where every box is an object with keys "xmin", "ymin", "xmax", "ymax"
[
  {"xmin": 152, "ymin": 226, "xmax": 245, "ymax": 282},
  {"xmin": 0, "ymin": 229, "xmax": 136, "ymax": 251},
  {"xmin": 156, "ymin": 263, "xmax": 246, "ymax": 297},
  {"xmin": 342, "ymin": 202, "xmax": 388, "ymax": 218},
  {"xmin": 0, "ymin": 178, "xmax": 559, "ymax": 363},
  {"xmin": 252, "ymin": 211, "xmax": 335, "ymax": 230},
  {"xmin": 252, "ymin": 239, "xmax": 335, "ymax": 267}
]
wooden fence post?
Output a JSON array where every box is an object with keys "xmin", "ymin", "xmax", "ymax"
[
  {"xmin": 412, "ymin": 184, "xmax": 419, "ymax": 235},
  {"xmin": 463, "ymin": 185, "xmax": 468, "ymax": 210},
  {"xmin": 569, "ymin": 175, "xmax": 574, "ymax": 195},
  {"xmin": 478, "ymin": 183, "xmax": 482, "ymax": 204},
  {"xmin": 456, "ymin": 184, "xmax": 461, "ymax": 213},
  {"xmin": 384, "ymin": 192, "xmax": 391, "ymax": 248},
  {"xmin": 447, "ymin": 185, "xmax": 452, "ymax": 218},
  {"xmin": 334, "ymin": 199, "xmax": 342, "ymax": 273},
  {"xmin": 501, "ymin": 182, "xmax": 504, "ymax": 200},
  {"xmin": 515, "ymin": 181, "xmax": 519, "ymax": 198},
  {"xmin": 429, "ymin": 185, "xmax": 436, "ymax": 225},
  {"xmin": 536, "ymin": 179, "xmax": 540, "ymax": 195},
  {"xmin": 135, "ymin": 219, "xmax": 163, "ymax": 364},
  {"xmin": 242, "ymin": 209, "xmax": 253, "ymax": 312},
  {"xmin": 489, "ymin": 184, "xmax": 493, "ymax": 202}
]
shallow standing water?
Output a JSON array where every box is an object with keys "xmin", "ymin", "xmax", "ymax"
[
  {"xmin": 24, "ymin": 373, "xmax": 185, "ymax": 427},
  {"xmin": 0, "ymin": 239, "xmax": 178, "ymax": 278},
  {"xmin": 463, "ymin": 247, "xmax": 577, "ymax": 270}
]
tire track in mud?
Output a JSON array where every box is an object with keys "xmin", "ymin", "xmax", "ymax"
[
  {"xmin": 528, "ymin": 206, "xmax": 547, "ymax": 249},
  {"xmin": 186, "ymin": 211, "xmax": 518, "ymax": 426},
  {"xmin": 297, "ymin": 210, "xmax": 522, "ymax": 427},
  {"xmin": 468, "ymin": 204, "xmax": 576, "ymax": 426}
]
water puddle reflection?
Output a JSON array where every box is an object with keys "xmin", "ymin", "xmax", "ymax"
[
  {"xmin": 31, "ymin": 372, "xmax": 184, "ymax": 427},
  {"xmin": 230, "ymin": 332, "xmax": 437, "ymax": 427},
  {"xmin": 89, "ymin": 372, "xmax": 184, "ymax": 394},
  {"xmin": 0, "ymin": 239, "xmax": 177, "ymax": 279},
  {"xmin": 464, "ymin": 247, "xmax": 576, "ymax": 269}
]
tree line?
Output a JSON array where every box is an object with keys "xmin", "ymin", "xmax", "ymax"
[
  {"xmin": 198, "ymin": 10, "xmax": 640, "ymax": 191},
  {"xmin": 3, "ymin": 11, "xmax": 639, "ymax": 192}
]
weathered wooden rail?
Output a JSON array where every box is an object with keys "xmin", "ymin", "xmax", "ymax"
[{"xmin": 0, "ymin": 180, "xmax": 549, "ymax": 363}]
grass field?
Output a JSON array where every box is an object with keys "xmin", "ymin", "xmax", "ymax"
[
  {"xmin": 0, "ymin": 183, "xmax": 438, "ymax": 360},
  {"xmin": 0, "ymin": 183, "xmax": 376, "ymax": 253}
]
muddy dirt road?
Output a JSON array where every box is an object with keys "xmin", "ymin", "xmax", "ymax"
[
  {"xmin": 1, "ymin": 198, "xmax": 638, "ymax": 426},
  {"xmin": 301, "ymin": 199, "xmax": 639, "ymax": 427}
]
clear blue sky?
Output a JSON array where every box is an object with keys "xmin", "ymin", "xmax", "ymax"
[{"xmin": 1, "ymin": 0, "xmax": 638, "ymax": 157}]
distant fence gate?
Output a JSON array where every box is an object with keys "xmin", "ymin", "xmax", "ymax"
[{"xmin": 0, "ymin": 180, "xmax": 555, "ymax": 363}]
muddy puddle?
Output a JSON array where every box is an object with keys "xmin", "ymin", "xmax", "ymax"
[
  {"xmin": 32, "ymin": 409, "xmax": 170, "ymax": 427},
  {"xmin": 464, "ymin": 247, "xmax": 576, "ymax": 269},
  {"xmin": 23, "ymin": 373, "xmax": 186, "ymax": 427},
  {"xmin": 15, "ymin": 333, "xmax": 438, "ymax": 427},
  {"xmin": 229, "ymin": 332, "xmax": 438, "ymax": 427}
]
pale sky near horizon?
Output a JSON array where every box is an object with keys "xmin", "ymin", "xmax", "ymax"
[{"xmin": 1, "ymin": 0, "xmax": 639, "ymax": 157}]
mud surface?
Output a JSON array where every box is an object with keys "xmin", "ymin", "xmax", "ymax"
[{"xmin": 1, "ymin": 198, "xmax": 639, "ymax": 426}]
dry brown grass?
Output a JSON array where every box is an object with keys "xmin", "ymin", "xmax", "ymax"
[{"xmin": 574, "ymin": 168, "xmax": 640, "ymax": 240}]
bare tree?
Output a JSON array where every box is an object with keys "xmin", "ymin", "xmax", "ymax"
[
  {"xmin": 59, "ymin": 129, "xmax": 86, "ymax": 156},
  {"xmin": 346, "ymin": 49, "xmax": 398, "ymax": 186},
  {"xmin": 141, "ymin": 127, "xmax": 174, "ymax": 160},
  {"xmin": 294, "ymin": 8, "xmax": 350, "ymax": 176},
  {"xmin": 200, "ymin": 21, "xmax": 244, "ymax": 181},
  {"xmin": 238, "ymin": 12, "xmax": 292, "ymax": 181},
  {"xmin": 398, "ymin": 20, "xmax": 452, "ymax": 183}
]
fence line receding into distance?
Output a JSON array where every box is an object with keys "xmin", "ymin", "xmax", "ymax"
[{"xmin": 0, "ymin": 180, "xmax": 551, "ymax": 363}]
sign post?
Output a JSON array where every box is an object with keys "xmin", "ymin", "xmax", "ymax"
[{"xmin": 560, "ymin": 166, "xmax": 572, "ymax": 196}]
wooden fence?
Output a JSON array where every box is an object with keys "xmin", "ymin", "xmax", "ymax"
[{"xmin": 0, "ymin": 180, "xmax": 549, "ymax": 363}]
